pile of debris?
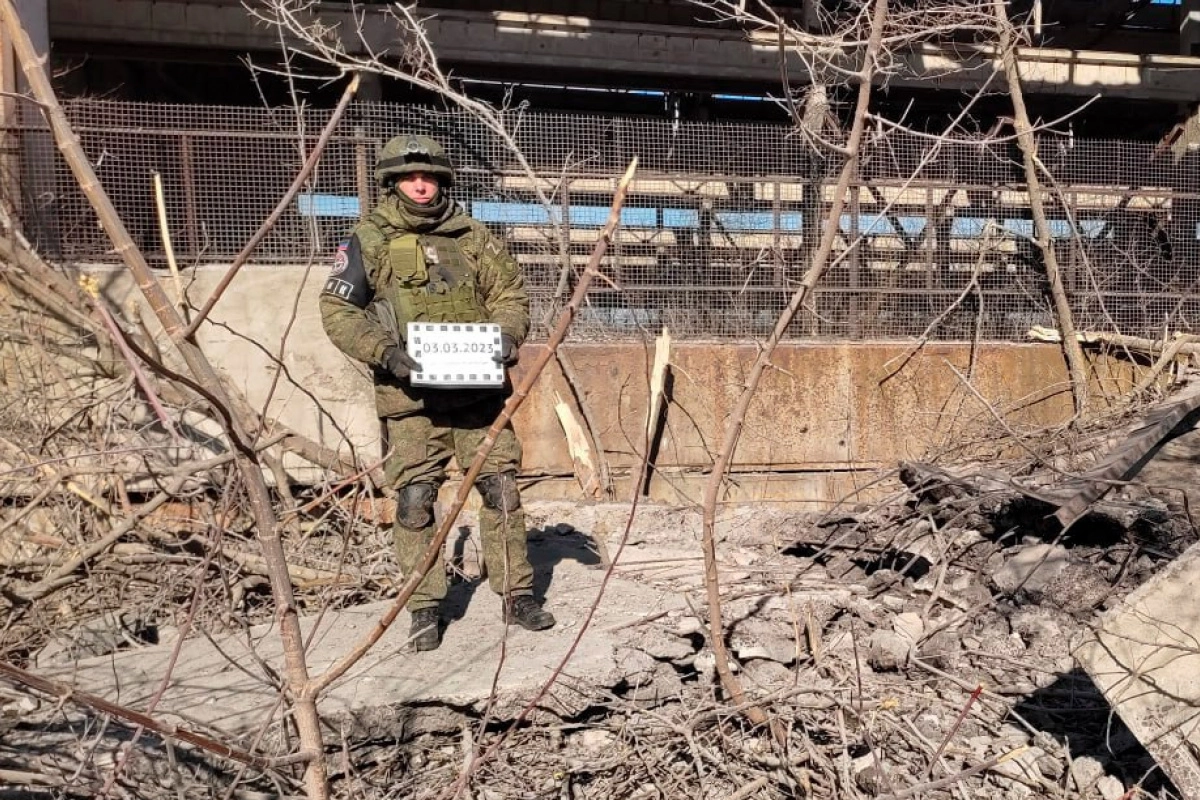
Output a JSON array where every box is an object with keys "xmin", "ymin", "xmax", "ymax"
[{"xmin": 4, "ymin": 468, "xmax": 1195, "ymax": 798}]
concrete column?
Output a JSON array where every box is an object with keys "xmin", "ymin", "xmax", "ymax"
[
  {"xmin": 2, "ymin": 0, "xmax": 57, "ymax": 252},
  {"xmin": 1184, "ymin": 0, "xmax": 1200, "ymax": 56}
]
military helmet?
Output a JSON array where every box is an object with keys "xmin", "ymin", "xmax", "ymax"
[{"xmin": 375, "ymin": 134, "xmax": 455, "ymax": 188}]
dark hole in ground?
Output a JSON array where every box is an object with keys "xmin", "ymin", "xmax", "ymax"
[
  {"xmin": 845, "ymin": 742, "xmax": 871, "ymax": 759},
  {"xmin": 991, "ymin": 497, "xmax": 1184, "ymax": 552},
  {"xmin": 1011, "ymin": 667, "xmax": 1180, "ymax": 797},
  {"xmin": 852, "ymin": 549, "xmax": 933, "ymax": 581},
  {"xmin": 1055, "ymin": 514, "xmax": 1128, "ymax": 549},
  {"xmin": 782, "ymin": 541, "xmax": 933, "ymax": 581},
  {"xmin": 808, "ymin": 727, "xmax": 836, "ymax": 746},
  {"xmin": 780, "ymin": 542, "xmax": 833, "ymax": 564}
]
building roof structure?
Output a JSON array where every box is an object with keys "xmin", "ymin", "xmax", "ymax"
[{"xmin": 14, "ymin": 0, "xmax": 1200, "ymax": 140}]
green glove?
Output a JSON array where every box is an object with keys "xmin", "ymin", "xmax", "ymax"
[
  {"xmin": 383, "ymin": 346, "xmax": 422, "ymax": 380},
  {"xmin": 493, "ymin": 334, "xmax": 519, "ymax": 366}
]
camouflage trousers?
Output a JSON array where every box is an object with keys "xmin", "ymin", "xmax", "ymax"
[{"xmin": 384, "ymin": 398, "xmax": 533, "ymax": 611}]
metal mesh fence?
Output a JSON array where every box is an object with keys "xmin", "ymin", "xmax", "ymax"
[{"xmin": 3, "ymin": 100, "xmax": 1198, "ymax": 341}]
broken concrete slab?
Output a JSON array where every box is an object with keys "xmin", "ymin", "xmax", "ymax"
[
  {"xmin": 1076, "ymin": 539, "xmax": 1200, "ymax": 800},
  {"xmin": 992, "ymin": 544, "xmax": 1070, "ymax": 594},
  {"xmin": 39, "ymin": 541, "xmax": 684, "ymax": 744},
  {"xmin": 866, "ymin": 630, "xmax": 912, "ymax": 672}
]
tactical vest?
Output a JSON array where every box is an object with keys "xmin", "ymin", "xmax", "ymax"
[{"xmin": 369, "ymin": 211, "xmax": 487, "ymax": 326}]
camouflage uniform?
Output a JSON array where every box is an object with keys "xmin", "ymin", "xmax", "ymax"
[{"xmin": 319, "ymin": 137, "xmax": 534, "ymax": 613}]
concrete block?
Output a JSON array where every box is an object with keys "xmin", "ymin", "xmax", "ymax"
[
  {"xmin": 1076, "ymin": 540, "xmax": 1200, "ymax": 799},
  {"xmin": 666, "ymin": 34, "xmax": 695, "ymax": 55},
  {"xmin": 47, "ymin": 0, "xmax": 100, "ymax": 26},
  {"xmin": 429, "ymin": 18, "xmax": 472, "ymax": 52},
  {"xmin": 639, "ymin": 34, "xmax": 667, "ymax": 53},
  {"xmin": 992, "ymin": 544, "xmax": 1070, "ymax": 594}
]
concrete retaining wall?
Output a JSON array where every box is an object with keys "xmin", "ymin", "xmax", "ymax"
[{"xmin": 88, "ymin": 264, "xmax": 1138, "ymax": 507}]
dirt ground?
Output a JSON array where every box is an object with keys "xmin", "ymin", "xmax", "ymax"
[{"xmin": 3, "ymin": 481, "xmax": 1193, "ymax": 800}]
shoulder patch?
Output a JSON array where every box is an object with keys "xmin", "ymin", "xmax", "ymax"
[
  {"xmin": 323, "ymin": 277, "xmax": 355, "ymax": 299},
  {"xmin": 330, "ymin": 241, "xmax": 350, "ymax": 275},
  {"xmin": 321, "ymin": 234, "xmax": 373, "ymax": 308}
]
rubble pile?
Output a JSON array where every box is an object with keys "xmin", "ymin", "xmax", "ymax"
[
  {"xmin": 2, "ymin": 470, "xmax": 1194, "ymax": 798},
  {"xmin": 342, "ymin": 483, "xmax": 1192, "ymax": 800}
]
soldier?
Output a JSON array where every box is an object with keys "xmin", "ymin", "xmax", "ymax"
[{"xmin": 320, "ymin": 134, "xmax": 554, "ymax": 651}]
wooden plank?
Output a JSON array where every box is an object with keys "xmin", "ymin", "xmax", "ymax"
[{"xmin": 554, "ymin": 391, "xmax": 601, "ymax": 498}]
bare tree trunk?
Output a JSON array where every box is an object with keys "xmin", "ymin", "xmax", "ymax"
[
  {"xmin": 0, "ymin": 5, "xmax": 328, "ymax": 796},
  {"xmin": 698, "ymin": 0, "xmax": 890, "ymax": 738},
  {"xmin": 993, "ymin": 0, "xmax": 1090, "ymax": 418}
]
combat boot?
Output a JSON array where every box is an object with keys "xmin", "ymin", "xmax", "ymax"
[
  {"xmin": 503, "ymin": 595, "xmax": 555, "ymax": 631},
  {"xmin": 408, "ymin": 607, "xmax": 441, "ymax": 651}
]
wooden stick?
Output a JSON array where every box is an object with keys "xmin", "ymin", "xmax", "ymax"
[
  {"xmin": 151, "ymin": 170, "xmax": 187, "ymax": 320},
  {"xmin": 0, "ymin": 661, "xmax": 305, "ymax": 769},
  {"xmin": 90, "ymin": 292, "xmax": 181, "ymax": 442},
  {"xmin": 874, "ymin": 752, "xmax": 1011, "ymax": 800},
  {"xmin": 641, "ymin": 325, "xmax": 671, "ymax": 499},
  {"xmin": 1028, "ymin": 325, "xmax": 1200, "ymax": 356},
  {"xmin": 554, "ymin": 391, "xmax": 602, "ymax": 498},
  {"xmin": 996, "ymin": 1, "xmax": 1089, "ymax": 418},
  {"xmin": 722, "ymin": 776, "xmax": 770, "ymax": 800}
]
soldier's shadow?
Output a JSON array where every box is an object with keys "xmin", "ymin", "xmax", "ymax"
[
  {"xmin": 441, "ymin": 524, "xmax": 602, "ymax": 625},
  {"xmin": 528, "ymin": 525, "xmax": 604, "ymax": 603}
]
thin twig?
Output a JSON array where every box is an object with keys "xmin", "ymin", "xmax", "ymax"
[
  {"xmin": 874, "ymin": 753, "xmax": 1010, "ymax": 800},
  {"xmin": 184, "ymin": 72, "xmax": 360, "ymax": 338}
]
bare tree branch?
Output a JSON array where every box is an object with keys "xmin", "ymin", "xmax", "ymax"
[
  {"xmin": 0, "ymin": 5, "xmax": 329, "ymax": 795},
  {"xmin": 993, "ymin": 0, "xmax": 1090, "ymax": 419}
]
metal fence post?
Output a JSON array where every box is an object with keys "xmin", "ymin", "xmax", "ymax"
[
  {"xmin": 355, "ymin": 126, "xmax": 369, "ymax": 224},
  {"xmin": 179, "ymin": 134, "xmax": 199, "ymax": 260}
]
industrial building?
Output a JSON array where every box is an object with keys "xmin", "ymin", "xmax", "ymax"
[
  {"xmin": 1, "ymin": 1, "xmax": 1198, "ymax": 346},
  {"xmin": 1, "ymin": 1, "xmax": 1197, "ymax": 133}
]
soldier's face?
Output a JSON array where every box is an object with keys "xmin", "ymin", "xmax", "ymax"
[{"xmin": 397, "ymin": 172, "xmax": 440, "ymax": 205}]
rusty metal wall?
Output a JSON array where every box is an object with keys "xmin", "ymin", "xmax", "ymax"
[
  {"xmin": 5, "ymin": 100, "xmax": 1200, "ymax": 342},
  {"xmin": 513, "ymin": 341, "xmax": 1134, "ymax": 504}
]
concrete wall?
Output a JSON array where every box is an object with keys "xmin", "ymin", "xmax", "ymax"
[{"xmin": 89, "ymin": 263, "xmax": 1136, "ymax": 508}]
